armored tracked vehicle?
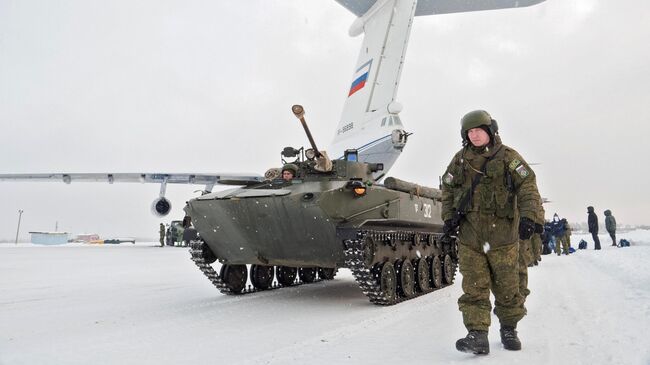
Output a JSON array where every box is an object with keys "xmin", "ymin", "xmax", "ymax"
[{"xmin": 184, "ymin": 105, "xmax": 458, "ymax": 305}]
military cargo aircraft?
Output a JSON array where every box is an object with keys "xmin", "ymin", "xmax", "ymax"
[{"xmin": 0, "ymin": 0, "xmax": 546, "ymax": 216}]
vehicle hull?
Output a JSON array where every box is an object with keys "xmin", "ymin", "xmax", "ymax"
[{"xmin": 185, "ymin": 178, "xmax": 444, "ymax": 268}]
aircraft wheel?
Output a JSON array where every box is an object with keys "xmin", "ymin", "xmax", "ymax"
[
  {"xmin": 220, "ymin": 264, "xmax": 247, "ymax": 293},
  {"xmin": 251, "ymin": 265, "xmax": 274, "ymax": 290},
  {"xmin": 276, "ymin": 266, "xmax": 298, "ymax": 286},
  {"xmin": 299, "ymin": 267, "xmax": 317, "ymax": 283},
  {"xmin": 431, "ymin": 256, "xmax": 442, "ymax": 288}
]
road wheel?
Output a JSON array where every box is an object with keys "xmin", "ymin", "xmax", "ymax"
[
  {"xmin": 378, "ymin": 261, "xmax": 397, "ymax": 303},
  {"xmin": 250, "ymin": 265, "xmax": 274, "ymax": 290},
  {"xmin": 396, "ymin": 259, "xmax": 415, "ymax": 298},
  {"xmin": 220, "ymin": 264, "xmax": 247, "ymax": 293},
  {"xmin": 443, "ymin": 254, "xmax": 456, "ymax": 284},
  {"xmin": 276, "ymin": 266, "xmax": 298, "ymax": 286},
  {"xmin": 431, "ymin": 256, "xmax": 442, "ymax": 288},
  {"xmin": 415, "ymin": 258, "xmax": 431, "ymax": 292},
  {"xmin": 318, "ymin": 267, "xmax": 337, "ymax": 280},
  {"xmin": 299, "ymin": 267, "xmax": 317, "ymax": 283}
]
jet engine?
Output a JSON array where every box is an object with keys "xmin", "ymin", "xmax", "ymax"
[{"xmin": 151, "ymin": 197, "xmax": 172, "ymax": 217}]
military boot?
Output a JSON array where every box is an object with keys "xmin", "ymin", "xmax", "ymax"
[
  {"xmin": 500, "ymin": 326, "xmax": 522, "ymax": 351},
  {"xmin": 456, "ymin": 330, "xmax": 489, "ymax": 355}
]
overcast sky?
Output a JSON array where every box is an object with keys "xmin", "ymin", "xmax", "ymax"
[{"xmin": 1, "ymin": 0, "xmax": 649, "ymax": 240}]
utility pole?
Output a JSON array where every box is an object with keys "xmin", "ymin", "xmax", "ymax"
[{"xmin": 15, "ymin": 210, "xmax": 24, "ymax": 245}]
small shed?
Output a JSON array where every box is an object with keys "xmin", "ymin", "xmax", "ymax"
[{"xmin": 29, "ymin": 231, "xmax": 69, "ymax": 245}]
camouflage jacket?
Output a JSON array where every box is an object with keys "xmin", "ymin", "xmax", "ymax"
[
  {"xmin": 536, "ymin": 198, "xmax": 546, "ymax": 225},
  {"xmin": 441, "ymin": 137, "xmax": 541, "ymax": 249},
  {"xmin": 563, "ymin": 221, "xmax": 572, "ymax": 236}
]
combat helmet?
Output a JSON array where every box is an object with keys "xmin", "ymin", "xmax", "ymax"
[
  {"xmin": 281, "ymin": 163, "xmax": 299, "ymax": 176},
  {"xmin": 460, "ymin": 110, "xmax": 499, "ymax": 144}
]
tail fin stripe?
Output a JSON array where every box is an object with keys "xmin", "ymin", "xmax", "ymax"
[
  {"xmin": 348, "ymin": 59, "xmax": 373, "ymax": 97},
  {"xmin": 348, "ymin": 74, "xmax": 369, "ymax": 96}
]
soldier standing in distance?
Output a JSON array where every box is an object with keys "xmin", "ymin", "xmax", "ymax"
[
  {"xmin": 550, "ymin": 214, "xmax": 569, "ymax": 255},
  {"xmin": 604, "ymin": 209, "xmax": 617, "ymax": 246},
  {"xmin": 560, "ymin": 218, "xmax": 572, "ymax": 253},
  {"xmin": 159, "ymin": 223, "xmax": 165, "ymax": 247},
  {"xmin": 441, "ymin": 110, "xmax": 541, "ymax": 355},
  {"xmin": 587, "ymin": 206, "xmax": 601, "ymax": 250}
]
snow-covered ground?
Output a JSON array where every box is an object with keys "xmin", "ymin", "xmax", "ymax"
[{"xmin": 1, "ymin": 231, "xmax": 649, "ymax": 365}]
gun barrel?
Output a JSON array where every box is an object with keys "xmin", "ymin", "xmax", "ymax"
[{"xmin": 291, "ymin": 104, "xmax": 321, "ymax": 157}]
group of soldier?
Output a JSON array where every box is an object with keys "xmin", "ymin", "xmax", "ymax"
[
  {"xmin": 542, "ymin": 213, "xmax": 572, "ymax": 257},
  {"xmin": 158, "ymin": 216, "xmax": 194, "ymax": 247}
]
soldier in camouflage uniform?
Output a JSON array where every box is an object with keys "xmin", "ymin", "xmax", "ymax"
[
  {"xmin": 441, "ymin": 110, "xmax": 542, "ymax": 355},
  {"xmin": 159, "ymin": 223, "xmax": 165, "ymax": 247},
  {"xmin": 281, "ymin": 163, "xmax": 298, "ymax": 182},
  {"xmin": 559, "ymin": 218, "xmax": 572, "ymax": 254}
]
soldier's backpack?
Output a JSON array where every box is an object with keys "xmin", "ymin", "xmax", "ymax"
[
  {"xmin": 578, "ymin": 239, "xmax": 588, "ymax": 250},
  {"xmin": 619, "ymin": 239, "xmax": 630, "ymax": 247}
]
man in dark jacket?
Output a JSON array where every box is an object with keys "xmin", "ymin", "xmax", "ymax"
[
  {"xmin": 604, "ymin": 209, "xmax": 617, "ymax": 246},
  {"xmin": 587, "ymin": 206, "xmax": 601, "ymax": 250}
]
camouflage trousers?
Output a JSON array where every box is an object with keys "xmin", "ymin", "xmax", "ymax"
[
  {"xmin": 555, "ymin": 235, "xmax": 570, "ymax": 255},
  {"xmin": 458, "ymin": 242, "xmax": 526, "ymax": 332},
  {"xmin": 518, "ymin": 239, "xmax": 532, "ymax": 300}
]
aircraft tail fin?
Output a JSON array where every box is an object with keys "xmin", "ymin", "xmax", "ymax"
[
  {"xmin": 330, "ymin": 0, "xmax": 547, "ymax": 177},
  {"xmin": 329, "ymin": 0, "xmax": 416, "ymax": 176}
]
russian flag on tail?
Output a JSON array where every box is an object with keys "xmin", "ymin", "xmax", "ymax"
[{"xmin": 348, "ymin": 59, "xmax": 373, "ymax": 97}]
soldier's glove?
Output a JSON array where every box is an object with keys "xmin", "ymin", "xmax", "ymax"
[
  {"xmin": 443, "ymin": 217, "xmax": 460, "ymax": 235},
  {"xmin": 534, "ymin": 223, "xmax": 544, "ymax": 234},
  {"xmin": 519, "ymin": 217, "xmax": 535, "ymax": 240}
]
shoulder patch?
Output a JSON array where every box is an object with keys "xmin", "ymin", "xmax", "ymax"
[
  {"xmin": 515, "ymin": 164, "xmax": 529, "ymax": 178},
  {"xmin": 508, "ymin": 159, "xmax": 521, "ymax": 170}
]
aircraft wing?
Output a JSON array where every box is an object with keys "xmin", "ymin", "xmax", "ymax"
[
  {"xmin": 335, "ymin": 0, "xmax": 546, "ymax": 17},
  {"xmin": 0, "ymin": 172, "xmax": 264, "ymax": 187},
  {"xmin": 0, "ymin": 172, "xmax": 264, "ymax": 217}
]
